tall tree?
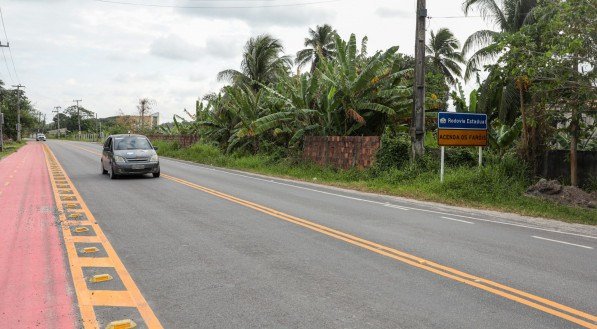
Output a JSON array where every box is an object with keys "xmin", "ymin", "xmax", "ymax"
[
  {"xmin": 462, "ymin": 0, "xmax": 538, "ymax": 124},
  {"xmin": 426, "ymin": 28, "xmax": 465, "ymax": 85},
  {"xmin": 462, "ymin": 0, "xmax": 538, "ymax": 80},
  {"xmin": 496, "ymin": 0, "xmax": 596, "ymax": 185},
  {"xmin": 217, "ymin": 34, "xmax": 291, "ymax": 91},
  {"xmin": 137, "ymin": 98, "xmax": 154, "ymax": 131},
  {"xmin": 295, "ymin": 24, "xmax": 337, "ymax": 74}
]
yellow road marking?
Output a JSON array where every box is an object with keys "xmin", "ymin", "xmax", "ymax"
[
  {"xmin": 79, "ymin": 258, "xmax": 113, "ymax": 267},
  {"xmin": 70, "ymin": 142, "xmax": 597, "ymax": 328},
  {"xmin": 163, "ymin": 173, "xmax": 597, "ymax": 328},
  {"xmin": 43, "ymin": 144, "xmax": 163, "ymax": 328},
  {"xmin": 89, "ymin": 291, "xmax": 134, "ymax": 306}
]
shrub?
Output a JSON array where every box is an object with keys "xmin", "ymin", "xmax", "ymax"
[{"xmin": 375, "ymin": 133, "xmax": 410, "ymax": 171}]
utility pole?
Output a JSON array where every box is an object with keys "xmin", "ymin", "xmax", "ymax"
[
  {"xmin": 411, "ymin": 0, "xmax": 427, "ymax": 160},
  {"xmin": 52, "ymin": 106, "xmax": 61, "ymax": 138},
  {"xmin": 0, "ymin": 111, "xmax": 4, "ymax": 152},
  {"xmin": 37, "ymin": 111, "xmax": 42, "ymax": 133},
  {"xmin": 12, "ymin": 84, "xmax": 25, "ymax": 142},
  {"xmin": 73, "ymin": 99, "xmax": 82, "ymax": 140},
  {"xmin": 0, "ymin": 91, "xmax": 3, "ymax": 151}
]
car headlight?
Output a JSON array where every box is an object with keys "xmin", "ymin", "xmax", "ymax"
[
  {"xmin": 114, "ymin": 155, "xmax": 126, "ymax": 163},
  {"xmin": 150, "ymin": 154, "xmax": 159, "ymax": 162}
]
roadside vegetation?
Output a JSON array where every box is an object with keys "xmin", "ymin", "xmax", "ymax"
[
  {"xmin": 0, "ymin": 141, "xmax": 25, "ymax": 160},
  {"xmin": 153, "ymin": 139, "xmax": 596, "ymax": 225},
  {"xmin": 42, "ymin": 0, "xmax": 595, "ymax": 223}
]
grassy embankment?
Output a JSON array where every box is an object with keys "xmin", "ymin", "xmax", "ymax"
[
  {"xmin": 153, "ymin": 140, "xmax": 596, "ymax": 225},
  {"xmin": 0, "ymin": 141, "xmax": 25, "ymax": 160}
]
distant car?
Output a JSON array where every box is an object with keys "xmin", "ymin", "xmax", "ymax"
[
  {"xmin": 101, "ymin": 134, "xmax": 160, "ymax": 179},
  {"xmin": 36, "ymin": 133, "xmax": 46, "ymax": 141}
]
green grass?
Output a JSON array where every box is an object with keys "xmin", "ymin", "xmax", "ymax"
[
  {"xmin": 0, "ymin": 141, "xmax": 25, "ymax": 160},
  {"xmin": 154, "ymin": 140, "xmax": 597, "ymax": 225}
]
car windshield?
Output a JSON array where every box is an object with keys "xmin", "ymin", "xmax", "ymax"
[{"xmin": 114, "ymin": 137, "xmax": 153, "ymax": 150}]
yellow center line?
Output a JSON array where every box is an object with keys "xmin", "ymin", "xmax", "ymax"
[
  {"xmin": 43, "ymin": 144, "xmax": 163, "ymax": 329},
  {"xmin": 70, "ymin": 142, "xmax": 597, "ymax": 328}
]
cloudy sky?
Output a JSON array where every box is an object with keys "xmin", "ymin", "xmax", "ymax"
[{"xmin": 1, "ymin": 0, "xmax": 493, "ymax": 122}]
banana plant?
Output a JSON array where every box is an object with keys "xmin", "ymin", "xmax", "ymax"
[
  {"xmin": 318, "ymin": 33, "xmax": 412, "ymax": 135},
  {"xmin": 489, "ymin": 118, "xmax": 522, "ymax": 158}
]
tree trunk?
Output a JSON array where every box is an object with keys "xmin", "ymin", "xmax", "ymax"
[
  {"xmin": 519, "ymin": 87, "xmax": 528, "ymax": 150},
  {"xmin": 570, "ymin": 107, "xmax": 579, "ymax": 186}
]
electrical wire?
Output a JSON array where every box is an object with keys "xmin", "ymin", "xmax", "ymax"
[
  {"xmin": 0, "ymin": 47, "xmax": 13, "ymax": 84},
  {"xmin": 91, "ymin": 0, "xmax": 342, "ymax": 9},
  {"xmin": 429, "ymin": 15, "xmax": 484, "ymax": 19},
  {"xmin": 0, "ymin": 7, "xmax": 19, "ymax": 83}
]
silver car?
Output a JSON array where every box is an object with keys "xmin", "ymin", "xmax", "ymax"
[{"xmin": 101, "ymin": 134, "xmax": 160, "ymax": 179}]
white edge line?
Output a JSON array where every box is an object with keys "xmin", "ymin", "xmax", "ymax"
[
  {"xmin": 532, "ymin": 236, "xmax": 593, "ymax": 250},
  {"xmin": 384, "ymin": 204, "xmax": 410, "ymax": 211},
  {"xmin": 176, "ymin": 161, "xmax": 597, "ymax": 241},
  {"xmin": 441, "ymin": 216, "xmax": 474, "ymax": 224},
  {"xmin": 69, "ymin": 141, "xmax": 597, "ymax": 241}
]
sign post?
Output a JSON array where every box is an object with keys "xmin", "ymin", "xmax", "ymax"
[{"xmin": 437, "ymin": 112, "xmax": 488, "ymax": 182}]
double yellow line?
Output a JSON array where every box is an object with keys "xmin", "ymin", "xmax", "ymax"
[
  {"xmin": 44, "ymin": 144, "xmax": 163, "ymax": 328},
  {"xmin": 70, "ymin": 143, "xmax": 597, "ymax": 328},
  {"xmin": 163, "ymin": 174, "xmax": 596, "ymax": 328}
]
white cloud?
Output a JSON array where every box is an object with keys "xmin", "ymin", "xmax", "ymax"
[
  {"xmin": 2, "ymin": 0, "xmax": 490, "ymax": 122},
  {"xmin": 177, "ymin": 2, "xmax": 334, "ymax": 27},
  {"xmin": 150, "ymin": 34, "xmax": 203, "ymax": 62},
  {"xmin": 375, "ymin": 7, "xmax": 410, "ymax": 19}
]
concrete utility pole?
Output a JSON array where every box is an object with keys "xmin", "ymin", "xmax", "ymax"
[
  {"xmin": 52, "ymin": 106, "xmax": 61, "ymax": 138},
  {"xmin": 12, "ymin": 84, "xmax": 25, "ymax": 141},
  {"xmin": 37, "ymin": 111, "xmax": 42, "ymax": 133},
  {"xmin": 73, "ymin": 99, "xmax": 82, "ymax": 139},
  {"xmin": 0, "ymin": 112, "xmax": 4, "ymax": 152},
  {"xmin": 411, "ymin": 0, "xmax": 427, "ymax": 160}
]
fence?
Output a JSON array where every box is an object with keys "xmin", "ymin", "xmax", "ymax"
[
  {"xmin": 303, "ymin": 136, "xmax": 381, "ymax": 170},
  {"xmin": 543, "ymin": 150, "xmax": 597, "ymax": 186},
  {"xmin": 147, "ymin": 135, "xmax": 199, "ymax": 148}
]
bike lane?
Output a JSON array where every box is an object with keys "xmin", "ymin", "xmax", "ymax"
[{"xmin": 0, "ymin": 142, "xmax": 76, "ymax": 328}]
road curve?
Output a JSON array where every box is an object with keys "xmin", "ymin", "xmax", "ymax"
[{"xmin": 47, "ymin": 140, "xmax": 597, "ymax": 328}]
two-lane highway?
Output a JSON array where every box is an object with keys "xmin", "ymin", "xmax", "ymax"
[{"xmin": 46, "ymin": 140, "xmax": 597, "ymax": 328}]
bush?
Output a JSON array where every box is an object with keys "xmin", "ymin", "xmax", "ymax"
[{"xmin": 375, "ymin": 133, "xmax": 410, "ymax": 171}]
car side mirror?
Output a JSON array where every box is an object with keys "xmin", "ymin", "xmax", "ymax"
[{"xmin": 153, "ymin": 146, "xmax": 159, "ymax": 151}]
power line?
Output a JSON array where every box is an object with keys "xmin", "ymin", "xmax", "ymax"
[
  {"xmin": 0, "ymin": 7, "xmax": 19, "ymax": 83},
  {"xmin": 91, "ymin": 0, "xmax": 342, "ymax": 9},
  {"xmin": 428, "ymin": 15, "xmax": 484, "ymax": 19},
  {"xmin": 0, "ymin": 46, "xmax": 12, "ymax": 83}
]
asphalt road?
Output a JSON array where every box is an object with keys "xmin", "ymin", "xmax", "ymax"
[{"xmin": 47, "ymin": 140, "xmax": 597, "ymax": 328}]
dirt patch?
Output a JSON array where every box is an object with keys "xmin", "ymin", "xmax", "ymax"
[{"xmin": 526, "ymin": 179, "xmax": 597, "ymax": 208}]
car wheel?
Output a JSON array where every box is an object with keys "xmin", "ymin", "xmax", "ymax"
[
  {"xmin": 109, "ymin": 165, "xmax": 117, "ymax": 180},
  {"xmin": 152, "ymin": 171, "xmax": 160, "ymax": 178},
  {"xmin": 101, "ymin": 161, "xmax": 107, "ymax": 175}
]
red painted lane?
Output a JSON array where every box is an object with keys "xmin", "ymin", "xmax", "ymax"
[{"xmin": 0, "ymin": 142, "xmax": 76, "ymax": 328}]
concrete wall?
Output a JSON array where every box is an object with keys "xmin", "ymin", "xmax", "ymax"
[
  {"xmin": 303, "ymin": 136, "xmax": 381, "ymax": 170},
  {"xmin": 148, "ymin": 135, "xmax": 199, "ymax": 148}
]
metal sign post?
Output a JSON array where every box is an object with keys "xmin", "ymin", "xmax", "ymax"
[
  {"xmin": 440, "ymin": 146, "xmax": 445, "ymax": 182},
  {"xmin": 437, "ymin": 112, "xmax": 488, "ymax": 182}
]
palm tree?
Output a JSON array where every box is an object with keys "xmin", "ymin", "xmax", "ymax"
[
  {"xmin": 295, "ymin": 24, "xmax": 337, "ymax": 74},
  {"xmin": 462, "ymin": 0, "xmax": 538, "ymax": 80},
  {"xmin": 425, "ymin": 28, "xmax": 465, "ymax": 85},
  {"xmin": 217, "ymin": 34, "xmax": 291, "ymax": 91},
  {"xmin": 462, "ymin": 0, "xmax": 538, "ymax": 123}
]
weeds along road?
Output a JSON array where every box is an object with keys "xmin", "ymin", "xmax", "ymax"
[{"xmin": 46, "ymin": 140, "xmax": 597, "ymax": 328}]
